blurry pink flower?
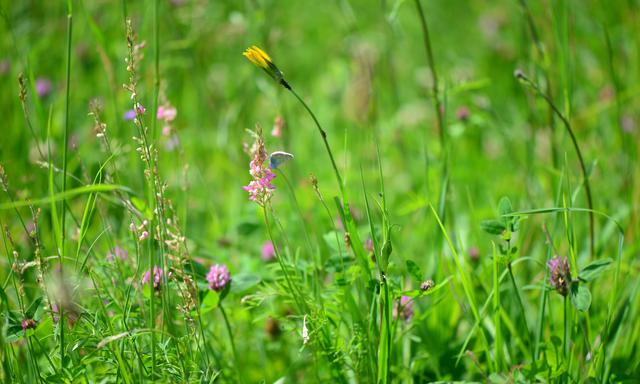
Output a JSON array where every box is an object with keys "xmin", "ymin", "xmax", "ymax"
[
  {"xmin": 106, "ymin": 246, "xmax": 128, "ymax": 262},
  {"xmin": 207, "ymin": 264, "xmax": 231, "ymax": 291},
  {"xmin": 139, "ymin": 231, "xmax": 149, "ymax": 241},
  {"xmin": 142, "ymin": 265, "xmax": 164, "ymax": 290},
  {"xmin": 157, "ymin": 105, "xmax": 177, "ymax": 122},
  {"xmin": 394, "ymin": 296, "xmax": 414, "ymax": 321},
  {"xmin": 21, "ymin": 318, "xmax": 37, "ymax": 331},
  {"xmin": 271, "ymin": 116, "xmax": 284, "ymax": 137},
  {"xmin": 261, "ymin": 240, "xmax": 275, "ymax": 261},
  {"xmin": 35, "ymin": 78, "xmax": 52, "ymax": 98},
  {"xmin": 135, "ymin": 102, "xmax": 146, "ymax": 115},
  {"xmin": 456, "ymin": 106, "xmax": 470, "ymax": 121}
]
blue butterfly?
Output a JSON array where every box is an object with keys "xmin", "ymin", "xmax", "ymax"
[{"xmin": 269, "ymin": 151, "xmax": 294, "ymax": 169}]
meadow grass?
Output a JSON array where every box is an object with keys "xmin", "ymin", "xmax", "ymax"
[{"xmin": 0, "ymin": 0, "xmax": 638, "ymax": 382}]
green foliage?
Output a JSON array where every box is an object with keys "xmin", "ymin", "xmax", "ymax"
[{"xmin": 0, "ymin": 0, "xmax": 637, "ymax": 382}]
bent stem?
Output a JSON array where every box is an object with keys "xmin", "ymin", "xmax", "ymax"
[
  {"xmin": 516, "ymin": 72, "xmax": 594, "ymax": 259},
  {"xmin": 286, "ymin": 85, "xmax": 345, "ymax": 199}
]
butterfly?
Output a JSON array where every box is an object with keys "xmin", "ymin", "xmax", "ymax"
[{"xmin": 269, "ymin": 151, "xmax": 294, "ymax": 169}]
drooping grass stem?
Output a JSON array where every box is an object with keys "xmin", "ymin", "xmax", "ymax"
[
  {"xmin": 286, "ymin": 86, "xmax": 345, "ymax": 199},
  {"xmin": 414, "ymin": 0, "xmax": 445, "ymax": 148},
  {"xmin": 516, "ymin": 72, "xmax": 595, "ymax": 259}
]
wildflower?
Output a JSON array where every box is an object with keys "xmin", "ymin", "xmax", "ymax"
[
  {"xmin": 35, "ymin": 78, "xmax": 52, "ymax": 98},
  {"xmin": 261, "ymin": 240, "xmax": 275, "ymax": 262},
  {"xmin": 302, "ymin": 314, "xmax": 309, "ymax": 345},
  {"xmin": 242, "ymin": 45, "xmax": 290, "ymax": 89},
  {"xmin": 243, "ymin": 126, "xmax": 277, "ymax": 206},
  {"xmin": 548, "ymin": 256, "xmax": 571, "ymax": 296},
  {"xmin": 272, "ymin": 115, "xmax": 284, "ymax": 137},
  {"xmin": 124, "ymin": 109, "xmax": 136, "ymax": 121},
  {"xmin": 142, "ymin": 265, "xmax": 164, "ymax": 290},
  {"xmin": 468, "ymin": 246, "xmax": 480, "ymax": 262},
  {"xmin": 207, "ymin": 264, "xmax": 231, "ymax": 292},
  {"xmin": 21, "ymin": 318, "xmax": 37, "ymax": 331},
  {"xmin": 139, "ymin": 230, "xmax": 149, "ymax": 241},
  {"xmin": 456, "ymin": 106, "xmax": 470, "ymax": 121},
  {"xmin": 51, "ymin": 303, "xmax": 79, "ymax": 327},
  {"xmin": 394, "ymin": 296, "xmax": 414, "ymax": 321},
  {"xmin": 157, "ymin": 105, "xmax": 177, "ymax": 122},
  {"xmin": 134, "ymin": 102, "xmax": 146, "ymax": 115},
  {"xmin": 420, "ymin": 279, "xmax": 434, "ymax": 292},
  {"xmin": 106, "ymin": 246, "xmax": 128, "ymax": 262}
]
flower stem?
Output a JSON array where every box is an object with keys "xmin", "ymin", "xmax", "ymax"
[
  {"xmin": 287, "ymin": 86, "xmax": 345, "ymax": 198},
  {"xmin": 219, "ymin": 303, "xmax": 241, "ymax": 382},
  {"xmin": 516, "ymin": 71, "xmax": 594, "ymax": 259},
  {"xmin": 59, "ymin": 8, "xmax": 73, "ymax": 368}
]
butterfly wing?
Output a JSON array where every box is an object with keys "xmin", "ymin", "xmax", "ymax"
[{"xmin": 269, "ymin": 151, "xmax": 294, "ymax": 169}]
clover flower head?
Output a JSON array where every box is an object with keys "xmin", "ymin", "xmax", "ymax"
[
  {"xmin": 207, "ymin": 264, "xmax": 231, "ymax": 292},
  {"xmin": 548, "ymin": 256, "xmax": 571, "ymax": 296}
]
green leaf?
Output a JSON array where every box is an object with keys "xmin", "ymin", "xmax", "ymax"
[
  {"xmin": 237, "ymin": 221, "xmax": 260, "ymax": 236},
  {"xmin": 579, "ymin": 258, "xmax": 613, "ymax": 282},
  {"xmin": 480, "ymin": 219, "xmax": 506, "ymax": 235},
  {"xmin": 200, "ymin": 290, "xmax": 220, "ymax": 315},
  {"xmin": 571, "ymin": 284, "xmax": 592, "ymax": 312},
  {"xmin": 498, "ymin": 196, "xmax": 513, "ymax": 216},
  {"xmin": 25, "ymin": 297, "xmax": 43, "ymax": 319},
  {"xmin": 405, "ymin": 260, "xmax": 422, "ymax": 282},
  {"xmin": 231, "ymin": 273, "xmax": 260, "ymax": 292}
]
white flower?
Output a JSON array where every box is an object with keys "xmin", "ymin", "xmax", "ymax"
[{"xmin": 302, "ymin": 315, "xmax": 309, "ymax": 345}]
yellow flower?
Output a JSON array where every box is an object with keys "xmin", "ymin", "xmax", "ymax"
[
  {"xmin": 243, "ymin": 45, "xmax": 272, "ymax": 69},
  {"xmin": 243, "ymin": 45, "xmax": 289, "ymax": 88}
]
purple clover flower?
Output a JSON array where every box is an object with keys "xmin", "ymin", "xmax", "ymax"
[
  {"xmin": 207, "ymin": 264, "xmax": 231, "ymax": 292},
  {"xmin": 547, "ymin": 256, "xmax": 571, "ymax": 296}
]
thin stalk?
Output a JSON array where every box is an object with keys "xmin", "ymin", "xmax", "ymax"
[
  {"xmin": 58, "ymin": 9, "xmax": 73, "ymax": 367},
  {"xmin": 563, "ymin": 295, "xmax": 569, "ymax": 361},
  {"xmin": 507, "ymin": 262, "xmax": 532, "ymax": 350},
  {"xmin": 414, "ymin": 0, "xmax": 445, "ymax": 147},
  {"xmin": 492, "ymin": 243, "xmax": 503, "ymax": 372},
  {"xmin": 516, "ymin": 72, "xmax": 594, "ymax": 259},
  {"xmin": 219, "ymin": 304, "xmax": 242, "ymax": 383},
  {"xmin": 286, "ymin": 86, "xmax": 345, "ymax": 198}
]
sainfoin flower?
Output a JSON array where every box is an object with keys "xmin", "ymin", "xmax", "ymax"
[
  {"xmin": 548, "ymin": 256, "xmax": 571, "ymax": 296},
  {"xmin": 243, "ymin": 126, "xmax": 276, "ymax": 206},
  {"xmin": 394, "ymin": 296, "xmax": 414, "ymax": 321},
  {"xmin": 142, "ymin": 265, "xmax": 164, "ymax": 290},
  {"xmin": 261, "ymin": 240, "xmax": 275, "ymax": 261},
  {"xmin": 157, "ymin": 105, "xmax": 177, "ymax": 122},
  {"xmin": 207, "ymin": 264, "xmax": 231, "ymax": 292}
]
